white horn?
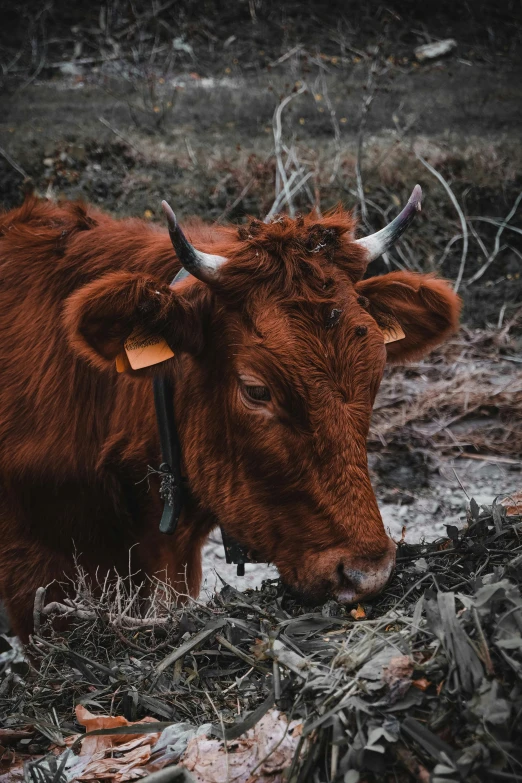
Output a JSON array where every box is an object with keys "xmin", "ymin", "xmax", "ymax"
[
  {"xmin": 162, "ymin": 200, "xmax": 227, "ymax": 283},
  {"xmin": 355, "ymin": 185, "xmax": 422, "ymax": 262}
]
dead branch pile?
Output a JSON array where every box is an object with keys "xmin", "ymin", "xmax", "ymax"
[
  {"xmin": 371, "ymin": 326, "xmax": 522, "ymax": 458},
  {"xmin": 1, "ymin": 497, "xmax": 522, "ymax": 782}
]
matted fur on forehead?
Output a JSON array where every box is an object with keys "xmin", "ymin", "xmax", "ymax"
[{"xmin": 207, "ymin": 207, "xmax": 369, "ymax": 307}]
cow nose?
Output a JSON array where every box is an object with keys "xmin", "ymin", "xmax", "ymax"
[{"xmin": 335, "ymin": 540, "xmax": 396, "ymax": 604}]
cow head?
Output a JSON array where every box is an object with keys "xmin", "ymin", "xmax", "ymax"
[{"xmin": 66, "ymin": 187, "xmax": 461, "ymax": 605}]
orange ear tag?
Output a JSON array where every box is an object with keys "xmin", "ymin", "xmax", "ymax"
[
  {"xmin": 381, "ymin": 320, "xmax": 405, "ymax": 345},
  {"xmin": 115, "ymin": 352, "xmax": 127, "ymax": 373},
  {"xmin": 121, "ymin": 329, "xmax": 174, "ymax": 370}
]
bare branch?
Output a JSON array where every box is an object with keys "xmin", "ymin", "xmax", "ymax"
[
  {"xmin": 268, "ymin": 84, "xmax": 308, "ymax": 219},
  {"xmin": 0, "ymin": 145, "xmax": 30, "ymax": 179},
  {"xmin": 356, "ymin": 57, "xmax": 381, "ymax": 225},
  {"xmin": 467, "ymin": 191, "xmax": 522, "ymax": 285},
  {"xmin": 415, "ymin": 152, "xmax": 469, "ymax": 292}
]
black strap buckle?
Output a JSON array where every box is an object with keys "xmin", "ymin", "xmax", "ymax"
[
  {"xmin": 153, "ymin": 265, "xmax": 190, "ymax": 534},
  {"xmin": 221, "ymin": 526, "xmax": 255, "ymax": 577},
  {"xmin": 153, "ymin": 377, "xmax": 184, "ymax": 535}
]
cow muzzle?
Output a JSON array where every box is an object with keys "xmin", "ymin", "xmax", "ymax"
[
  {"xmin": 334, "ymin": 537, "xmax": 397, "ymax": 604},
  {"xmin": 279, "ymin": 536, "xmax": 397, "ymax": 607}
]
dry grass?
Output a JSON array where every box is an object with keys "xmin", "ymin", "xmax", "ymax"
[
  {"xmin": 371, "ymin": 322, "xmax": 522, "ymax": 457},
  {"xmin": 1, "ymin": 506, "xmax": 522, "ymax": 782}
]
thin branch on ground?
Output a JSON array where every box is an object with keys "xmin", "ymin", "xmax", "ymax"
[
  {"xmin": 467, "ymin": 191, "xmax": 522, "ymax": 285},
  {"xmin": 0, "ymin": 145, "xmax": 30, "ymax": 179},
  {"xmin": 217, "ymin": 179, "xmax": 255, "ymax": 223},
  {"xmin": 355, "ymin": 56, "xmax": 381, "ymax": 226},
  {"xmin": 265, "ymin": 83, "xmax": 307, "ymax": 221},
  {"xmin": 415, "ymin": 152, "xmax": 469, "ymax": 292},
  {"xmin": 316, "ymin": 72, "xmax": 341, "ymax": 184},
  {"xmin": 467, "ymin": 217, "xmax": 522, "ymax": 236}
]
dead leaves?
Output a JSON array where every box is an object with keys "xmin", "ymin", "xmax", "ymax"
[
  {"xmin": 500, "ymin": 489, "xmax": 522, "ymax": 516},
  {"xmin": 25, "ymin": 707, "xmax": 302, "ymax": 783},
  {"xmin": 3, "ymin": 505, "xmax": 522, "ymax": 782},
  {"xmin": 382, "ymin": 655, "xmax": 414, "ymax": 686},
  {"xmin": 65, "ymin": 706, "xmax": 162, "ymax": 781},
  {"xmin": 425, "ymin": 592, "xmax": 484, "ymax": 694},
  {"xmin": 183, "ymin": 710, "xmax": 302, "ymax": 783},
  {"xmin": 350, "ymin": 604, "xmax": 366, "ymax": 620}
]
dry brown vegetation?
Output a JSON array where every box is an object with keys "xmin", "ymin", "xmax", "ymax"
[
  {"xmin": 371, "ymin": 325, "xmax": 522, "ymax": 458},
  {"xmin": 1, "ymin": 505, "xmax": 522, "ymax": 782}
]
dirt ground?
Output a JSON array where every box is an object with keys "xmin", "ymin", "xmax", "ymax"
[{"xmin": 0, "ymin": 0, "xmax": 521, "ymax": 595}]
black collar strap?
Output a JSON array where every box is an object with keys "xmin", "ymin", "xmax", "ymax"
[
  {"xmin": 153, "ymin": 374, "xmax": 184, "ymax": 534},
  {"xmin": 153, "ymin": 266, "xmax": 257, "ymax": 575},
  {"xmin": 153, "ymin": 266, "xmax": 189, "ymax": 534}
]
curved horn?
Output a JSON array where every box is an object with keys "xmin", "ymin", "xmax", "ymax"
[
  {"xmin": 355, "ymin": 185, "xmax": 422, "ymax": 262},
  {"xmin": 161, "ymin": 200, "xmax": 228, "ymax": 283}
]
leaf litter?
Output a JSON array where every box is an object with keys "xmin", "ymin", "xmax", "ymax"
[{"xmin": 0, "ymin": 499, "xmax": 521, "ymax": 782}]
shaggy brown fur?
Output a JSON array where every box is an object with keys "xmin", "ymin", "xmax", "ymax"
[{"xmin": 0, "ymin": 197, "xmax": 461, "ymax": 639}]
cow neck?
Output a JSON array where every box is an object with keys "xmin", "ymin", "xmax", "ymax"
[{"xmin": 153, "ymin": 265, "xmax": 258, "ymax": 577}]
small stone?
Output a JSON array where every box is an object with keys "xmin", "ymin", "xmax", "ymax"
[
  {"xmin": 414, "ymin": 557, "xmax": 428, "ymax": 572},
  {"xmin": 414, "ymin": 39, "xmax": 457, "ymax": 62},
  {"xmin": 322, "ymin": 599, "xmax": 341, "ymax": 617},
  {"xmin": 58, "ymin": 62, "xmax": 83, "ymax": 76},
  {"xmin": 69, "ymin": 144, "xmax": 86, "ymax": 162}
]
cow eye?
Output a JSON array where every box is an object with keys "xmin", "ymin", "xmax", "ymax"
[{"xmin": 244, "ymin": 385, "xmax": 271, "ymax": 402}]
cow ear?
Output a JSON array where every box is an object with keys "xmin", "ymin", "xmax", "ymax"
[
  {"xmin": 355, "ymin": 271, "xmax": 461, "ymax": 363},
  {"xmin": 64, "ymin": 271, "xmax": 209, "ymax": 373}
]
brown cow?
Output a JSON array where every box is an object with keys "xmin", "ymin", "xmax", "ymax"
[{"xmin": 0, "ymin": 188, "xmax": 460, "ymax": 640}]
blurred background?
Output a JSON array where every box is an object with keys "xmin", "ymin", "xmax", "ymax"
[{"xmin": 1, "ymin": 1, "xmax": 521, "ymax": 323}]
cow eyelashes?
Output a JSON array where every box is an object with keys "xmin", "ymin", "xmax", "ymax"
[
  {"xmin": 244, "ymin": 385, "xmax": 271, "ymax": 402},
  {"xmin": 239, "ymin": 374, "xmax": 272, "ymax": 408}
]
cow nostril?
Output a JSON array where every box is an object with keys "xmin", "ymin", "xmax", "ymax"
[
  {"xmin": 336, "ymin": 562, "xmax": 359, "ymax": 601},
  {"xmin": 334, "ymin": 552, "xmax": 395, "ymax": 604},
  {"xmin": 336, "ymin": 562, "xmax": 350, "ymax": 589}
]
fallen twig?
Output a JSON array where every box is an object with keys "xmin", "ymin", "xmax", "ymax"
[
  {"xmin": 467, "ymin": 191, "xmax": 522, "ymax": 284},
  {"xmin": 266, "ymin": 84, "xmax": 308, "ymax": 220},
  {"xmin": 416, "ymin": 152, "xmax": 469, "ymax": 292},
  {"xmin": 355, "ymin": 57, "xmax": 381, "ymax": 224},
  {"xmin": 155, "ymin": 617, "xmax": 227, "ymax": 674},
  {"xmin": 217, "ymin": 178, "xmax": 254, "ymax": 223},
  {"xmin": 0, "ymin": 145, "xmax": 30, "ymax": 179}
]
